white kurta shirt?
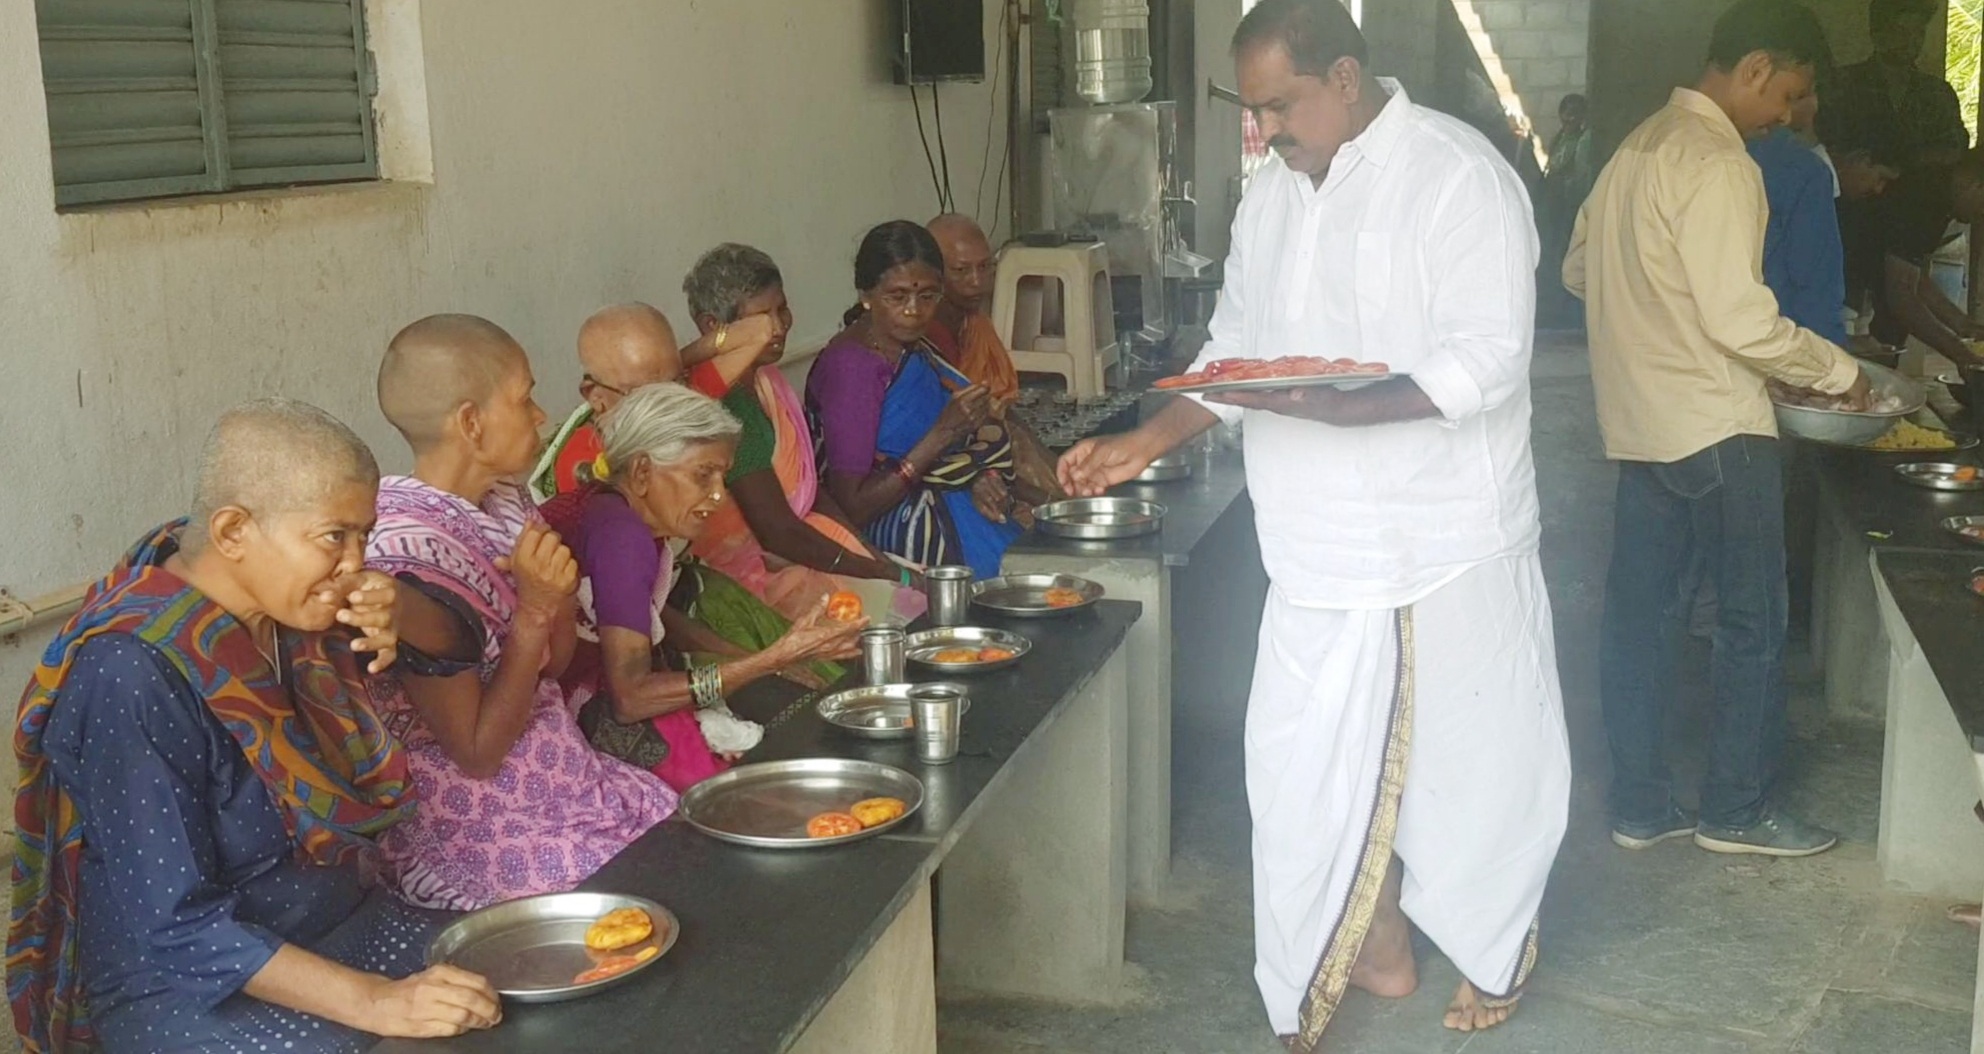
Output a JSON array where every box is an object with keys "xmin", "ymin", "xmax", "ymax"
[{"xmin": 1192, "ymin": 82, "xmax": 1542, "ymax": 609}]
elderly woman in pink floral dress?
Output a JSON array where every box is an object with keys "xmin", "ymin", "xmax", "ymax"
[{"xmin": 364, "ymin": 315, "xmax": 676, "ymax": 910}]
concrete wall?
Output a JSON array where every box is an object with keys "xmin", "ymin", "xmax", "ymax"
[
  {"xmin": 0, "ymin": 0, "xmax": 1011, "ymax": 798},
  {"xmin": 1464, "ymin": 0, "xmax": 1591, "ymax": 147},
  {"xmin": 1589, "ymin": 0, "xmax": 1949, "ymax": 160}
]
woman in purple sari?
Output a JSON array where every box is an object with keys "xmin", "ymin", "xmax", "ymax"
[
  {"xmin": 805, "ymin": 221, "xmax": 1046, "ymax": 578},
  {"xmin": 365, "ymin": 315, "xmax": 676, "ymax": 912}
]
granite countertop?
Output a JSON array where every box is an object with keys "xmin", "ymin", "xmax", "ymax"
[
  {"xmin": 1874, "ymin": 549, "xmax": 1984, "ymax": 752},
  {"xmin": 1007, "ymin": 445, "xmax": 1250, "ymax": 568},
  {"xmin": 371, "ymin": 601, "xmax": 1141, "ymax": 1054},
  {"xmin": 1809, "ymin": 445, "xmax": 1984, "ymax": 553}
]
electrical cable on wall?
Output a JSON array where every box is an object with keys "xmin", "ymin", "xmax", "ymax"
[
  {"xmin": 911, "ymin": 85, "xmax": 947, "ymax": 212},
  {"xmin": 972, "ymin": 0, "xmax": 1010, "ymax": 224},
  {"xmin": 932, "ymin": 84, "xmax": 956, "ymax": 212}
]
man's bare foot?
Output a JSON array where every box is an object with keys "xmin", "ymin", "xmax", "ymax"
[
  {"xmin": 1948, "ymin": 903, "xmax": 1981, "ymax": 929},
  {"xmin": 1347, "ymin": 856, "xmax": 1417, "ymax": 998},
  {"xmin": 1443, "ymin": 980, "xmax": 1516, "ymax": 1032}
]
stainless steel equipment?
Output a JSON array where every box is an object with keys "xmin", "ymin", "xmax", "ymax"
[
  {"xmin": 925, "ymin": 566, "xmax": 973, "ymax": 627},
  {"xmin": 1771, "ymin": 361, "xmax": 1926, "ymax": 446},
  {"xmin": 904, "ymin": 626, "xmax": 1033, "ymax": 672},
  {"xmin": 1048, "ymin": 101, "xmax": 1203, "ymax": 351},
  {"xmin": 1033, "ymin": 496, "xmax": 1166, "ymax": 539},
  {"xmin": 859, "ymin": 628, "xmax": 907, "ymax": 685},
  {"xmin": 1894, "ymin": 462, "xmax": 1984, "ymax": 492},
  {"xmin": 426, "ymin": 892, "xmax": 678, "ymax": 1003},
  {"xmin": 910, "ymin": 683, "xmax": 966, "ymax": 765},
  {"xmin": 972, "ymin": 572, "xmax": 1106, "ymax": 616},
  {"xmin": 677, "ymin": 759, "xmax": 924, "ymax": 848},
  {"xmin": 817, "ymin": 683, "xmax": 972, "ymax": 740},
  {"xmin": 1072, "ymin": 0, "xmax": 1152, "ymax": 105},
  {"xmin": 1132, "ymin": 451, "xmax": 1192, "ymax": 482}
]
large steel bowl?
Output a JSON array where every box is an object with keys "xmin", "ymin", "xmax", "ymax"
[{"xmin": 1772, "ymin": 361, "xmax": 1926, "ymax": 446}]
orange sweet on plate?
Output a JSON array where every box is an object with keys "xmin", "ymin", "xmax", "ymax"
[
  {"xmin": 977, "ymin": 646, "xmax": 1016, "ymax": 662},
  {"xmin": 572, "ymin": 945, "xmax": 660, "ymax": 985},
  {"xmin": 826, "ymin": 590, "xmax": 863, "ymax": 621},
  {"xmin": 1043, "ymin": 587, "xmax": 1085, "ymax": 608},
  {"xmin": 807, "ymin": 812, "xmax": 864, "ymax": 838}
]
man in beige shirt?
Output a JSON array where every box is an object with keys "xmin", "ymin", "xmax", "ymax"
[{"xmin": 1566, "ymin": 0, "xmax": 1867, "ymax": 860}]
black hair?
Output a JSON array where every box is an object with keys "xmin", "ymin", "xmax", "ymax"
[
  {"xmin": 1868, "ymin": 0, "xmax": 1938, "ymax": 34},
  {"xmin": 1705, "ymin": 0, "xmax": 1834, "ymax": 79},
  {"xmin": 843, "ymin": 220, "xmax": 946, "ymax": 326},
  {"xmin": 1560, "ymin": 93, "xmax": 1588, "ymax": 113},
  {"xmin": 1230, "ymin": 0, "xmax": 1367, "ymax": 77}
]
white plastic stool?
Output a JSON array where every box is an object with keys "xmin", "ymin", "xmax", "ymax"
[{"xmin": 990, "ymin": 243, "xmax": 1119, "ymax": 399}]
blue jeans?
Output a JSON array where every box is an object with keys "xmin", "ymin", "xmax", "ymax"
[{"xmin": 1600, "ymin": 435, "xmax": 1788, "ymax": 830}]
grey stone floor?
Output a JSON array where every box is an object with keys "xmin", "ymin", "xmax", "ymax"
[{"xmin": 937, "ymin": 344, "xmax": 1978, "ymax": 1053}]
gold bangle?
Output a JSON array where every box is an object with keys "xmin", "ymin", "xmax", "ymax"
[{"xmin": 714, "ymin": 324, "xmax": 728, "ymax": 351}]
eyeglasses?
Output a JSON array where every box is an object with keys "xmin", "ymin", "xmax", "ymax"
[
  {"xmin": 582, "ymin": 374, "xmax": 629, "ymax": 396},
  {"xmin": 877, "ymin": 289, "xmax": 944, "ymax": 313}
]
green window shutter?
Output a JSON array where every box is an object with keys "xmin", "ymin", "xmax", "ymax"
[
  {"xmin": 212, "ymin": 0, "xmax": 377, "ymax": 189},
  {"xmin": 37, "ymin": 0, "xmax": 222, "ymax": 206}
]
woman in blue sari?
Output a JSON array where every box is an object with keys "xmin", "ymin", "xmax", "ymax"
[{"xmin": 806, "ymin": 220, "xmax": 1043, "ymax": 578}]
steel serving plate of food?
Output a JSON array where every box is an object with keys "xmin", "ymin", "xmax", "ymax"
[
  {"xmin": 426, "ymin": 892, "xmax": 679, "ymax": 1003},
  {"xmin": 1894, "ymin": 462, "xmax": 1984, "ymax": 492},
  {"xmin": 816, "ymin": 682, "xmax": 973, "ymax": 740},
  {"xmin": 677, "ymin": 758, "xmax": 924, "ymax": 848},
  {"xmin": 904, "ymin": 626, "xmax": 1032, "ymax": 672},
  {"xmin": 1152, "ymin": 355, "xmax": 1394, "ymax": 395},
  {"xmin": 971, "ymin": 573, "xmax": 1106, "ymax": 617},
  {"xmin": 1033, "ymin": 497, "xmax": 1166, "ymax": 540}
]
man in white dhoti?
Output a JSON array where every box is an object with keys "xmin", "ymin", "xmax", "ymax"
[{"xmin": 1057, "ymin": 1, "xmax": 1570, "ymax": 1046}]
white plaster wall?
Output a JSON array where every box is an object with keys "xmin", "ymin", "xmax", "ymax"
[{"xmin": 0, "ymin": 0, "xmax": 1012, "ymax": 798}]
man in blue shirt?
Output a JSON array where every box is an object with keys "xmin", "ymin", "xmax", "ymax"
[{"xmin": 1749, "ymin": 90, "xmax": 1895, "ymax": 343}]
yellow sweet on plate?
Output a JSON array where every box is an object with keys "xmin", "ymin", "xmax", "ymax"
[{"xmin": 583, "ymin": 907, "xmax": 654, "ymax": 951}]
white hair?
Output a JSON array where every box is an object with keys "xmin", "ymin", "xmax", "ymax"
[{"xmin": 598, "ymin": 382, "xmax": 743, "ymax": 477}]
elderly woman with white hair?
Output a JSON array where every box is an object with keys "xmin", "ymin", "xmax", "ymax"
[{"xmin": 568, "ymin": 382, "xmax": 865, "ymax": 787}]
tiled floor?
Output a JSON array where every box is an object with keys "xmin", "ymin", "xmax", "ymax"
[{"xmin": 938, "ymin": 345, "xmax": 1978, "ymax": 1053}]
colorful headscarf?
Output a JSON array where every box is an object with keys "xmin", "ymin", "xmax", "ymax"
[{"xmin": 8, "ymin": 522, "xmax": 414, "ymax": 1053}]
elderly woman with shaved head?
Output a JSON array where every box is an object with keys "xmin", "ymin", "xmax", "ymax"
[
  {"xmin": 10, "ymin": 399, "xmax": 499, "ymax": 1053},
  {"xmin": 365, "ymin": 314, "xmax": 676, "ymax": 913}
]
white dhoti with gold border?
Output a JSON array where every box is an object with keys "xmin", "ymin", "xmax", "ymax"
[{"xmin": 1246, "ymin": 553, "xmax": 1571, "ymax": 1046}]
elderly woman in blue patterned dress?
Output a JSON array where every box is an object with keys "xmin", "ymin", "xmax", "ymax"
[{"xmin": 9, "ymin": 400, "xmax": 499, "ymax": 1054}]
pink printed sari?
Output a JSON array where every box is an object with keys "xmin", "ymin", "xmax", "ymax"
[{"xmin": 365, "ymin": 477, "xmax": 677, "ymax": 911}]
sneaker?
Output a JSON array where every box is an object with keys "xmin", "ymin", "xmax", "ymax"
[
  {"xmin": 1694, "ymin": 807, "xmax": 1838, "ymax": 858},
  {"xmin": 1611, "ymin": 804, "xmax": 1698, "ymax": 849}
]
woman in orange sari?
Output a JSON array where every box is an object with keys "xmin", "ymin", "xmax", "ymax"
[{"xmin": 681, "ymin": 244, "xmax": 925, "ymax": 623}]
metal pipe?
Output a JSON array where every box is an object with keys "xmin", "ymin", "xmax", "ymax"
[
  {"xmin": 0, "ymin": 583, "xmax": 88, "ymax": 638},
  {"xmin": 1207, "ymin": 80, "xmax": 1242, "ymax": 107}
]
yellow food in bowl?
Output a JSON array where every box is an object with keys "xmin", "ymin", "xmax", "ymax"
[{"xmin": 1869, "ymin": 421, "xmax": 1958, "ymax": 452}]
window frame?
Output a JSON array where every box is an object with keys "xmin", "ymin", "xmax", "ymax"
[{"xmin": 39, "ymin": 0, "xmax": 381, "ymax": 209}]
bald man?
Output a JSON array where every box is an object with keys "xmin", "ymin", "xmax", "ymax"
[
  {"xmin": 528, "ymin": 302, "xmax": 775, "ymax": 501},
  {"xmin": 927, "ymin": 213, "xmax": 1020, "ymax": 400}
]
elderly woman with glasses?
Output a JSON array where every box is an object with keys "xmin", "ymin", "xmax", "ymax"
[
  {"xmin": 567, "ymin": 382, "xmax": 864, "ymax": 789},
  {"xmin": 805, "ymin": 220, "xmax": 1047, "ymax": 578}
]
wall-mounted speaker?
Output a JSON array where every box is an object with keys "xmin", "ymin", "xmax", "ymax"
[{"xmin": 894, "ymin": 0, "xmax": 985, "ymax": 84}]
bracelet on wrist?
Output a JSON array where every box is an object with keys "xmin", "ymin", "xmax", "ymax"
[{"xmin": 894, "ymin": 459, "xmax": 919, "ymax": 486}]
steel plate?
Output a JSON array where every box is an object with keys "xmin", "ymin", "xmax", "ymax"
[
  {"xmin": 426, "ymin": 892, "xmax": 678, "ymax": 1004},
  {"xmin": 1894, "ymin": 462, "xmax": 1984, "ymax": 492},
  {"xmin": 971, "ymin": 573, "xmax": 1106, "ymax": 618},
  {"xmin": 1033, "ymin": 497, "xmax": 1166, "ymax": 540},
  {"xmin": 1159, "ymin": 371, "xmax": 1395, "ymax": 395},
  {"xmin": 1132, "ymin": 453, "xmax": 1193, "ymax": 482},
  {"xmin": 1942, "ymin": 516, "xmax": 1984, "ymax": 547},
  {"xmin": 904, "ymin": 626, "xmax": 1032, "ymax": 672},
  {"xmin": 817, "ymin": 683, "xmax": 973, "ymax": 740},
  {"xmin": 677, "ymin": 758, "xmax": 924, "ymax": 848}
]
